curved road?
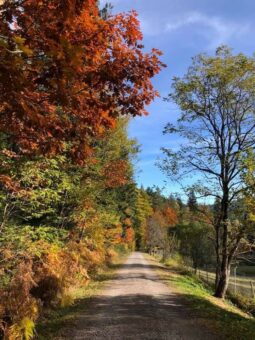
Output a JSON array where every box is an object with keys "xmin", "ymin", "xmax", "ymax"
[{"xmin": 64, "ymin": 252, "xmax": 218, "ymax": 340}]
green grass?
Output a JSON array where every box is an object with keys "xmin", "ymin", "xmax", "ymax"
[
  {"xmin": 159, "ymin": 261, "xmax": 255, "ymax": 340},
  {"xmin": 35, "ymin": 256, "xmax": 126, "ymax": 340},
  {"xmin": 36, "ymin": 252, "xmax": 255, "ymax": 340}
]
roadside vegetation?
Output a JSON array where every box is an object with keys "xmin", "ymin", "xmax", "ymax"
[
  {"xmin": 141, "ymin": 183, "xmax": 255, "ymax": 328},
  {"xmin": 0, "ymin": 1, "xmax": 164, "ymax": 338},
  {"xmin": 36, "ymin": 250, "xmax": 128, "ymax": 340},
  {"xmin": 154, "ymin": 256, "xmax": 255, "ymax": 340},
  {"xmin": 169, "ymin": 272, "xmax": 255, "ymax": 340}
]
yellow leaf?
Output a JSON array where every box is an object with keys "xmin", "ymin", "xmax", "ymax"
[{"xmin": 13, "ymin": 36, "xmax": 26, "ymax": 45}]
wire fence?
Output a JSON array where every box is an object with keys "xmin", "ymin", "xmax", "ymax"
[
  {"xmin": 152, "ymin": 248, "xmax": 255, "ymax": 298},
  {"xmin": 196, "ymin": 269, "xmax": 255, "ymax": 298}
]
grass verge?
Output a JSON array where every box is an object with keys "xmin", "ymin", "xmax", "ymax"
[
  {"xmin": 35, "ymin": 253, "xmax": 128, "ymax": 339},
  {"xmin": 152, "ymin": 256, "xmax": 255, "ymax": 340}
]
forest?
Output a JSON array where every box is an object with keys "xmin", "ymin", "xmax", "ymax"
[{"xmin": 1, "ymin": 1, "xmax": 255, "ymax": 339}]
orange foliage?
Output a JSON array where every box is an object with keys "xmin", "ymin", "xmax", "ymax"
[
  {"xmin": 0, "ymin": 240, "xmax": 105, "ymax": 337},
  {"xmin": 123, "ymin": 218, "xmax": 132, "ymax": 227},
  {"xmin": 124, "ymin": 227, "xmax": 135, "ymax": 248},
  {"xmin": 162, "ymin": 207, "xmax": 178, "ymax": 226},
  {"xmin": 0, "ymin": 0, "xmax": 164, "ymax": 160},
  {"xmin": 103, "ymin": 160, "xmax": 129, "ymax": 188},
  {"xmin": 0, "ymin": 175, "xmax": 20, "ymax": 192}
]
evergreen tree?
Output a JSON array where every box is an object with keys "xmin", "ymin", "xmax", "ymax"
[{"xmin": 187, "ymin": 190, "xmax": 198, "ymax": 212}]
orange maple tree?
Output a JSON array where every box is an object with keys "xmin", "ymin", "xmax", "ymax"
[
  {"xmin": 162, "ymin": 207, "xmax": 178, "ymax": 226},
  {"xmin": 0, "ymin": 0, "xmax": 164, "ymax": 160}
]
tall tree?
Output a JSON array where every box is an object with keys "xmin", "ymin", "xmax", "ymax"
[
  {"xmin": 146, "ymin": 186, "xmax": 167, "ymax": 209},
  {"xmin": 0, "ymin": 0, "xmax": 164, "ymax": 161},
  {"xmin": 160, "ymin": 46, "xmax": 255, "ymax": 298},
  {"xmin": 187, "ymin": 190, "xmax": 198, "ymax": 212},
  {"xmin": 134, "ymin": 188, "xmax": 152, "ymax": 249}
]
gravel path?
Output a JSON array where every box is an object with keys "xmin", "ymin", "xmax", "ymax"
[{"xmin": 64, "ymin": 252, "xmax": 218, "ymax": 340}]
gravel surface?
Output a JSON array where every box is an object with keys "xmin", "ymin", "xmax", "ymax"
[{"xmin": 62, "ymin": 252, "xmax": 218, "ymax": 340}]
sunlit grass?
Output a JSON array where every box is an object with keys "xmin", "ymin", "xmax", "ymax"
[{"xmin": 155, "ymin": 256, "xmax": 255, "ymax": 340}]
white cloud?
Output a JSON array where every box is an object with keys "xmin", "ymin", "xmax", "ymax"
[
  {"xmin": 140, "ymin": 17, "xmax": 165, "ymax": 37},
  {"xmin": 165, "ymin": 11, "xmax": 250, "ymax": 49}
]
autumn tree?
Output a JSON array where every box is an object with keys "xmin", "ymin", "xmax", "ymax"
[
  {"xmin": 241, "ymin": 151, "xmax": 255, "ymax": 223},
  {"xmin": 0, "ymin": 1, "xmax": 165, "ymax": 334},
  {"xmin": 134, "ymin": 188, "xmax": 152, "ymax": 249},
  {"xmin": 160, "ymin": 46, "xmax": 255, "ymax": 298},
  {"xmin": 174, "ymin": 222, "xmax": 215, "ymax": 271},
  {"xmin": 236, "ymin": 151, "xmax": 255, "ymax": 251},
  {"xmin": 0, "ymin": 117, "xmax": 141, "ymax": 338},
  {"xmin": 145, "ymin": 207, "xmax": 178, "ymax": 260},
  {"xmin": 146, "ymin": 186, "xmax": 168, "ymax": 210},
  {"xmin": 144, "ymin": 187, "xmax": 178, "ymax": 258},
  {"xmin": 146, "ymin": 210, "xmax": 167, "ymax": 255},
  {"xmin": 72, "ymin": 118, "xmax": 139, "ymax": 249},
  {"xmin": 0, "ymin": 0, "xmax": 164, "ymax": 161}
]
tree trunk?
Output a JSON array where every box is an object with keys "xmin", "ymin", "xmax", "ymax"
[
  {"xmin": 214, "ymin": 261, "xmax": 230, "ymax": 298},
  {"xmin": 214, "ymin": 189, "xmax": 230, "ymax": 298},
  {"xmin": 215, "ymin": 225, "xmax": 220, "ymax": 289},
  {"xmin": 214, "ymin": 225, "xmax": 243, "ymax": 298}
]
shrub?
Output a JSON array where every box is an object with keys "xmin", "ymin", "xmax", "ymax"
[
  {"xmin": 0, "ymin": 235, "xmax": 106, "ymax": 338},
  {"xmin": 229, "ymin": 293, "xmax": 255, "ymax": 316}
]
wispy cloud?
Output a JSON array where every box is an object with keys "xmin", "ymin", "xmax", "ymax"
[{"xmin": 165, "ymin": 11, "xmax": 250, "ymax": 49}]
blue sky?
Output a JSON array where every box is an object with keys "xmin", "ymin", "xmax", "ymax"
[{"xmin": 102, "ymin": 0, "xmax": 255, "ymax": 199}]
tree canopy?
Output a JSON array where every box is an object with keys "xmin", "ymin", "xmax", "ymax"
[
  {"xmin": 160, "ymin": 46, "xmax": 255, "ymax": 298},
  {"xmin": 0, "ymin": 0, "xmax": 164, "ymax": 160}
]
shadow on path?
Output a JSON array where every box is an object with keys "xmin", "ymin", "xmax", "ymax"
[{"xmin": 37, "ymin": 253, "xmax": 255, "ymax": 340}]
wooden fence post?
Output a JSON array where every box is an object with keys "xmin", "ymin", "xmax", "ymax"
[
  {"xmin": 250, "ymin": 281, "xmax": 255, "ymax": 298},
  {"xmin": 234, "ymin": 266, "xmax": 237, "ymax": 295}
]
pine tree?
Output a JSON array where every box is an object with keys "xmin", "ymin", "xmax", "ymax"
[{"xmin": 187, "ymin": 190, "xmax": 198, "ymax": 212}]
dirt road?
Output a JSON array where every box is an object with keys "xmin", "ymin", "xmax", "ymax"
[{"xmin": 64, "ymin": 252, "xmax": 218, "ymax": 340}]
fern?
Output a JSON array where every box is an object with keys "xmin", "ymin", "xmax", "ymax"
[
  {"xmin": 60, "ymin": 294, "xmax": 74, "ymax": 308},
  {"xmin": 9, "ymin": 318, "xmax": 35, "ymax": 340}
]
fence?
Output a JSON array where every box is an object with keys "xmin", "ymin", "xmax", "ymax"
[{"xmin": 196, "ymin": 269, "xmax": 255, "ymax": 298}]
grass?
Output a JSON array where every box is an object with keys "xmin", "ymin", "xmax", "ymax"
[
  {"xmin": 36, "ymin": 252, "xmax": 255, "ymax": 340},
  {"xmin": 153, "ymin": 256, "xmax": 255, "ymax": 340},
  {"xmin": 35, "ymin": 254, "xmax": 127, "ymax": 340}
]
